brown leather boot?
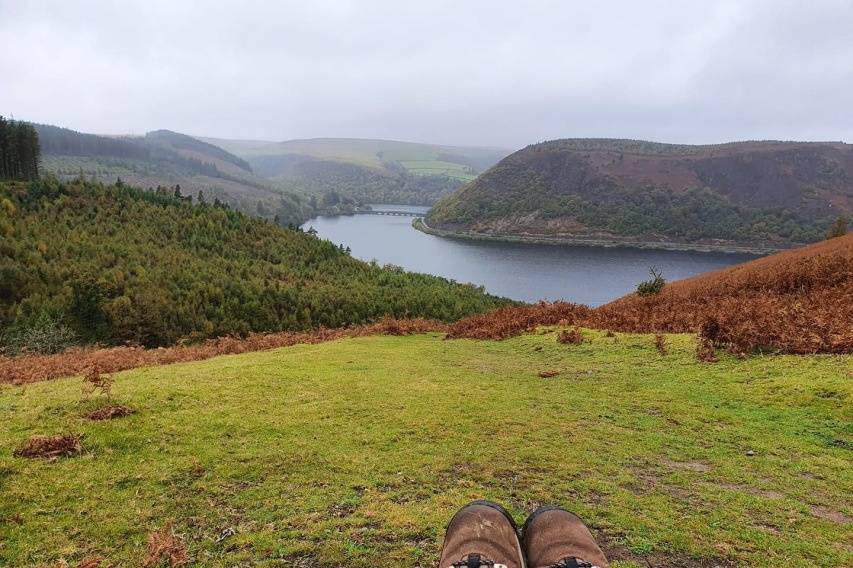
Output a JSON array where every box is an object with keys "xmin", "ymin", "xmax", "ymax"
[
  {"xmin": 438, "ymin": 500, "xmax": 526, "ymax": 568},
  {"xmin": 522, "ymin": 507, "xmax": 609, "ymax": 568}
]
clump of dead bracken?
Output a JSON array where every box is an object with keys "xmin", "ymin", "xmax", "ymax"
[
  {"xmin": 538, "ymin": 370, "xmax": 560, "ymax": 378},
  {"xmin": 82, "ymin": 366, "xmax": 113, "ymax": 399},
  {"xmin": 557, "ymin": 328, "xmax": 584, "ymax": 345},
  {"xmin": 13, "ymin": 434, "xmax": 83, "ymax": 459},
  {"xmin": 143, "ymin": 519, "xmax": 188, "ymax": 567}
]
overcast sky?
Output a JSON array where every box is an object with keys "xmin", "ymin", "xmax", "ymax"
[{"xmin": 1, "ymin": 0, "xmax": 851, "ymax": 148}]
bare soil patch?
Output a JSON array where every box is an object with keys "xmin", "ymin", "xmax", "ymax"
[
  {"xmin": 811, "ymin": 506, "xmax": 852, "ymax": 525},
  {"xmin": 85, "ymin": 405, "xmax": 135, "ymax": 421}
]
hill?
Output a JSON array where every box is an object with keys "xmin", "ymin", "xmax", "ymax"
[
  {"xmin": 0, "ymin": 178, "xmax": 508, "ymax": 351},
  {"xmin": 204, "ymin": 137, "xmax": 512, "ymax": 205},
  {"xmin": 31, "ymin": 123, "xmax": 334, "ymax": 226},
  {"xmin": 1, "ymin": 330, "xmax": 849, "ymax": 566},
  {"xmin": 426, "ymin": 138, "xmax": 853, "ymax": 251},
  {"xmin": 447, "ymin": 233, "xmax": 853, "ymax": 354}
]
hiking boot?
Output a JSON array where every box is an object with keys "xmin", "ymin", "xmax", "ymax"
[
  {"xmin": 522, "ymin": 506, "xmax": 609, "ymax": 568},
  {"xmin": 439, "ymin": 500, "xmax": 526, "ymax": 568}
]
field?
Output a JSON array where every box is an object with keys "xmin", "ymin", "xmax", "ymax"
[
  {"xmin": 2, "ymin": 330, "xmax": 850, "ymax": 567},
  {"xmin": 203, "ymin": 137, "xmax": 509, "ymax": 180}
]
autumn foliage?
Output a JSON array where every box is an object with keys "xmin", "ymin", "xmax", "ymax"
[
  {"xmin": 445, "ymin": 302, "xmax": 590, "ymax": 340},
  {"xmin": 449, "ymin": 235, "xmax": 853, "ymax": 354}
]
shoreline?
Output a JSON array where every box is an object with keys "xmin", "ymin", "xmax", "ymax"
[{"xmin": 412, "ymin": 217, "xmax": 788, "ymax": 255}]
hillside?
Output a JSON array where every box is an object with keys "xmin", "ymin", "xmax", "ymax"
[
  {"xmin": 589, "ymin": 232, "xmax": 853, "ymax": 352},
  {"xmin": 1, "ymin": 331, "xmax": 849, "ymax": 566},
  {"xmin": 426, "ymin": 139, "xmax": 853, "ymax": 251},
  {"xmin": 205, "ymin": 137, "xmax": 511, "ymax": 205},
  {"xmin": 32, "ymin": 123, "xmax": 330, "ymax": 226},
  {"xmin": 0, "ymin": 178, "xmax": 508, "ymax": 351},
  {"xmin": 447, "ymin": 233, "xmax": 853, "ymax": 354}
]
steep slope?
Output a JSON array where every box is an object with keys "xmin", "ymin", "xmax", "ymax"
[
  {"xmin": 0, "ymin": 179, "xmax": 508, "ymax": 350},
  {"xmin": 427, "ymin": 139, "xmax": 853, "ymax": 250},
  {"xmin": 204, "ymin": 136, "xmax": 512, "ymax": 205}
]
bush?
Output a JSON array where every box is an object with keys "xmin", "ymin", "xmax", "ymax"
[
  {"xmin": 3, "ymin": 311, "xmax": 78, "ymax": 355},
  {"xmin": 636, "ymin": 266, "xmax": 666, "ymax": 296},
  {"xmin": 827, "ymin": 215, "xmax": 849, "ymax": 239}
]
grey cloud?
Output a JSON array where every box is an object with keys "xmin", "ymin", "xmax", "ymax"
[{"xmin": 1, "ymin": 0, "xmax": 851, "ymax": 147}]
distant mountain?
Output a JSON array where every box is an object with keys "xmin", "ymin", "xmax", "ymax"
[
  {"xmin": 203, "ymin": 137, "xmax": 512, "ymax": 205},
  {"xmin": 426, "ymin": 138, "xmax": 853, "ymax": 251},
  {"xmin": 143, "ymin": 129, "xmax": 252, "ymax": 174},
  {"xmin": 31, "ymin": 123, "xmax": 330, "ymax": 226}
]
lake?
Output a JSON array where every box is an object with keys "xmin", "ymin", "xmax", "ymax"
[{"xmin": 302, "ymin": 205, "xmax": 758, "ymax": 305}]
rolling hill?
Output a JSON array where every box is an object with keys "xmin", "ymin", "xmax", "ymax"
[
  {"xmin": 426, "ymin": 139, "xmax": 853, "ymax": 251},
  {"xmin": 204, "ymin": 137, "xmax": 512, "ymax": 205},
  {"xmin": 0, "ymin": 178, "xmax": 508, "ymax": 351},
  {"xmin": 32, "ymin": 124, "xmax": 332, "ymax": 226}
]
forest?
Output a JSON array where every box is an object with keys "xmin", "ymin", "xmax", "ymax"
[
  {"xmin": 283, "ymin": 160, "xmax": 464, "ymax": 206},
  {"xmin": 0, "ymin": 116, "xmax": 40, "ymax": 181},
  {"xmin": 0, "ymin": 177, "xmax": 509, "ymax": 353}
]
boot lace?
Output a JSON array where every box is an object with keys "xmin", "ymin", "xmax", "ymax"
[
  {"xmin": 447, "ymin": 553, "xmax": 508, "ymax": 568},
  {"xmin": 547, "ymin": 558, "xmax": 600, "ymax": 568}
]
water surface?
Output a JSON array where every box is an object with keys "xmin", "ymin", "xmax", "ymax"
[{"xmin": 303, "ymin": 205, "xmax": 757, "ymax": 305}]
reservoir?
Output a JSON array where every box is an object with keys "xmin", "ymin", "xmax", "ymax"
[{"xmin": 303, "ymin": 205, "xmax": 758, "ymax": 305}]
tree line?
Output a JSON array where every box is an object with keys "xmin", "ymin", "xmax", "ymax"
[{"xmin": 0, "ymin": 116, "xmax": 40, "ymax": 181}]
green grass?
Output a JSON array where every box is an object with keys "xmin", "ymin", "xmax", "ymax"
[{"xmin": 1, "ymin": 330, "xmax": 850, "ymax": 567}]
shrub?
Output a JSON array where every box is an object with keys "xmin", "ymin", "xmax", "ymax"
[
  {"xmin": 3, "ymin": 311, "xmax": 77, "ymax": 355},
  {"xmin": 827, "ymin": 215, "xmax": 848, "ymax": 239},
  {"xmin": 636, "ymin": 266, "xmax": 666, "ymax": 296}
]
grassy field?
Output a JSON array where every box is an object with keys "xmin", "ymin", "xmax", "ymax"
[
  {"xmin": 1, "ymin": 329, "xmax": 850, "ymax": 567},
  {"xmin": 203, "ymin": 137, "xmax": 509, "ymax": 180}
]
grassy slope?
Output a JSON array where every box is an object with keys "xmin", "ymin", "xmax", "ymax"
[{"xmin": 1, "ymin": 330, "xmax": 850, "ymax": 567}]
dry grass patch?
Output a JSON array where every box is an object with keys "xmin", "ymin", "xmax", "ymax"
[{"xmin": 85, "ymin": 405, "xmax": 135, "ymax": 421}]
